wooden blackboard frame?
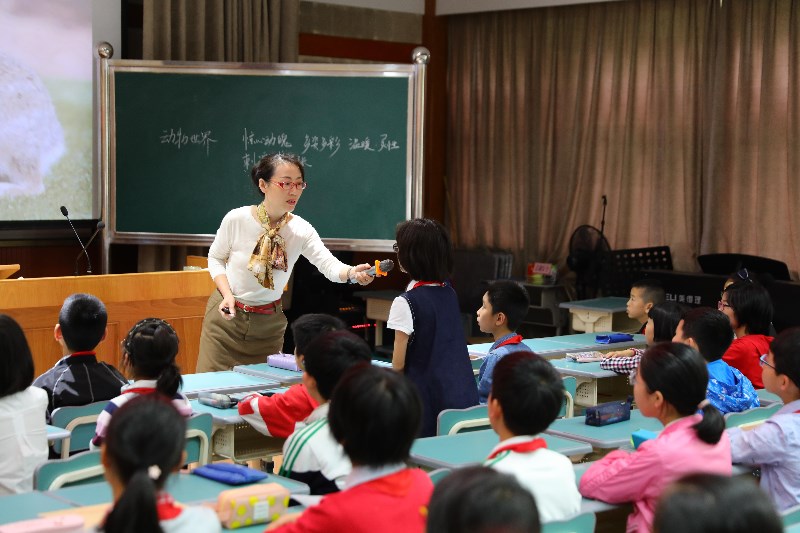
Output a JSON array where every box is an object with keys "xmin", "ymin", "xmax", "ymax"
[{"xmin": 97, "ymin": 44, "xmax": 428, "ymax": 263}]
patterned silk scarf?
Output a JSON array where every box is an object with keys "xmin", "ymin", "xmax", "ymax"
[{"xmin": 247, "ymin": 204, "xmax": 289, "ymax": 290}]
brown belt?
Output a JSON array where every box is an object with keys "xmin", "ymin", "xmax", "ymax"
[{"xmin": 234, "ymin": 300, "xmax": 280, "ymax": 315}]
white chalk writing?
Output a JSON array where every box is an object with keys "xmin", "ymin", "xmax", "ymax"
[
  {"xmin": 242, "ymin": 129, "xmax": 293, "ymax": 151},
  {"xmin": 160, "ymin": 128, "xmax": 217, "ymax": 156}
]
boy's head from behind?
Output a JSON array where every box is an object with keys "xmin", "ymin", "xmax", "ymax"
[
  {"xmin": 290, "ymin": 313, "xmax": 346, "ymax": 358},
  {"xmin": 628, "ymin": 280, "xmax": 665, "ymax": 322},
  {"xmin": 673, "ymin": 307, "xmax": 733, "ymax": 362},
  {"xmin": 489, "ymin": 351, "xmax": 564, "ymax": 436},
  {"xmin": 765, "ymin": 327, "xmax": 800, "ymax": 398},
  {"xmin": 329, "ymin": 365, "xmax": 421, "ymax": 467},
  {"xmin": 426, "ymin": 466, "xmax": 540, "ymax": 533},
  {"xmin": 477, "ymin": 280, "xmax": 530, "ymax": 335},
  {"xmin": 301, "ymin": 330, "xmax": 372, "ymax": 401},
  {"xmin": 58, "ymin": 293, "xmax": 107, "ymax": 352}
]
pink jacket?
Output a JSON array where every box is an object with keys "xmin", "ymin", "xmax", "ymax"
[{"xmin": 579, "ymin": 414, "xmax": 732, "ymax": 533}]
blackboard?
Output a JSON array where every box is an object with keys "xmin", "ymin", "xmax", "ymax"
[{"xmin": 101, "ymin": 58, "xmax": 427, "ymax": 248}]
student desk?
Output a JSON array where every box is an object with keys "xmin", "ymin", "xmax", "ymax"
[
  {"xmin": 49, "ymin": 471, "xmax": 310, "ymax": 508},
  {"xmin": 544, "ymin": 410, "xmax": 663, "ymax": 449},
  {"xmin": 757, "ymin": 389, "xmax": 783, "ymax": 406},
  {"xmin": 190, "ymin": 396, "xmax": 287, "ymax": 463},
  {"xmin": 181, "ymin": 371, "xmax": 281, "ymax": 399},
  {"xmin": 548, "ymin": 358, "xmax": 631, "ymax": 407},
  {"xmin": 233, "ymin": 363, "xmax": 303, "ymax": 386},
  {"xmin": 560, "ymin": 297, "xmax": 641, "ymax": 333},
  {"xmin": 468, "ymin": 332, "xmax": 646, "ymax": 360},
  {"xmin": 0, "ymin": 491, "xmax": 76, "ymax": 524},
  {"xmin": 353, "ymin": 290, "xmax": 401, "ymax": 346},
  {"xmin": 408, "ymin": 429, "xmax": 592, "ymax": 470}
]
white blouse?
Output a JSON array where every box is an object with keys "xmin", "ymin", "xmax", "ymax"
[{"xmin": 0, "ymin": 386, "xmax": 48, "ymax": 495}]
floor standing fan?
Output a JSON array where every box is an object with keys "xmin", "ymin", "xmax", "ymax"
[{"xmin": 567, "ymin": 196, "xmax": 612, "ymax": 300}]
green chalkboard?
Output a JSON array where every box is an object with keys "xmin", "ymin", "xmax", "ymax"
[{"xmin": 103, "ymin": 60, "xmax": 426, "ymax": 246}]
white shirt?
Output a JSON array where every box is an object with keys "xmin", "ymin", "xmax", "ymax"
[
  {"xmin": 208, "ymin": 207, "xmax": 348, "ymax": 305},
  {"xmin": 484, "ymin": 435, "xmax": 581, "ymax": 522},
  {"xmin": 0, "ymin": 386, "xmax": 48, "ymax": 495}
]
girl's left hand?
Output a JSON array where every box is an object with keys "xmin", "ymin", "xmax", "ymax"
[{"xmin": 352, "ymin": 263, "xmax": 376, "ymax": 286}]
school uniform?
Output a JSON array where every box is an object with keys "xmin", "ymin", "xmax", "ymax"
[
  {"xmin": 33, "ymin": 351, "xmax": 127, "ymax": 422},
  {"xmin": 387, "ymin": 281, "xmax": 479, "ymax": 437},
  {"xmin": 722, "ymin": 334, "xmax": 773, "ymax": 388},
  {"xmin": 579, "ymin": 414, "xmax": 732, "ymax": 533},
  {"xmin": 238, "ymin": 383, "xmax": 318, "ymax": 439},
  {"xmin": 599, "ymin": 348, "xmax": 644, "ymax": 375},
  {"xmin": 269, "ymin": 464, "xmax": 432, "ymax": 533},
  {"xmin": 477, "ymin": 333, "xmax": 532, "ymax": 403},
  {"xmin": 0, "ymin": 386, "xmax": 48, "ymax": 495},
  {"xmin": 278, "ymin": 403, "xmax": 351, "ymax": 495},
  {"xmin": 705, "ymin": 359, "xmax": 759, "ymax": 414},
  {"xmin": 484, "ymin": 435, "xmax": 581, "ymax": 522},
  {"xmin": 91, "ymin": 379, "xmax": 192, "ymax": 448},
  {"xmin": 728, "ymin": 399, "xmax": 800, "ymax": 511}
]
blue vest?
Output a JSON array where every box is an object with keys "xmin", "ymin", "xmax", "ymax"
[{"xmin": 402, "ymin": 283, "xmax": 479, "ymax": 437}]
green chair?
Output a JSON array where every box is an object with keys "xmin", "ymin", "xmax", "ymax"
[
  {"xmin": 185, "ymin": 412, "xmax": 213, "ymax": 465},
  {"xmin": 50, "ymin": 401, "xmax": 108, "ymax": 459},
  {"xmin": 560, "ymin": 376, "xmax": 577, "ymax": 419},
  {"xmin": 437, "ymin": 405, "xmax": 490, "ymax": 436},
  {"xmin": 427, "ymin": 468, "xmax": 452, "ymax": 485},
  {"xmin": 33, "ymin": 449, "xmax": 104, "ymax": 490},
  {"xmin": 541, "ymin": 511, "xmax": 596, "ymax": 533},
  {"xmin": 724, "ymin": 403, "xmax": 781, "ymax": 429},
  {"xmin": 782, "ymin": 504, "xmax": 800, "ymax": 529}
]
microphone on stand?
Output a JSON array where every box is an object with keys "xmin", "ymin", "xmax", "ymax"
[
  {"xmin": 74, "ymin": 221, "xmax": 105, "ymax": 275},
  {"xmin": 60, "ymin": 206, "xmax": 90, "ymax": 276}
]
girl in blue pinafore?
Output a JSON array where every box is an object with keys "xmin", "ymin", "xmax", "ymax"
[{"xmin": 386, "ymin": 218, "xmax": 478, "ymax": 437}]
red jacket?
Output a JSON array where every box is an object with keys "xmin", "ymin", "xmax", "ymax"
[
  {"xmin": 722, "ymin": 334, "xmax": 773, "ymax": 389},
  {"xmin": 238, "ymin": 384, "xmax": 318, "ymax": 439},
  {"xmin": 270, "ymin": 468, "xmax": 433, "ymax": 533}
]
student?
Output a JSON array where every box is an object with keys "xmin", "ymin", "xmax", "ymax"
[
  {"xmin": 601, "ymin": 301, "xmax": 686, "ymax": 375},
  {"xmin": 99, "ymin": 395, "xmax": 221, "ymax": 533},
  {"xmin": 267, "ymin": 365, "xmax": 433, "ymax": 533},
  {"xmin": 33, "ymin": 293, "xmax": 127, "ymax": 422},
  {"xmin": 0, "ymin": 315, "xmax": 48, "ymax": 495},
  {"xmin": 476, "ymin": 279, "xmax": 532, "ymax": 403},
  {"xmin": 625, "ymin": 279, "xmax": 666, "ymax": 334},
  {"xmin": 278, "ymin": 330, "xmax": 372, "ymax": 494},
  {"xmin": 485, "ymin": 352, "xmax": 580, "ymax": 521},
  {"xmin": 720, "ymin": 280, "xmax": 774, "ymax": 387},
  {"xmin": 728, "ymin": 327, "xmax": 800, "ymax": 512},
  {"xmin": 653, "ymin": 473, "xmax": 782, "ymax": 533},
  {"xmin": 386, "ymin": 218, "xmax": 478, "ymax": 437},
  {"xmin": 238, "ymin": 313, "xmax": 346, "ymax": 438},
  {"xmin": 426, "ymin": 466, "xmax": 541, "ymax": 533},
  {"xmin": 580, "ymin": 342, "xmax": 731, "ymax": 533},
  {"xmin": 92, "ymin": 318, "xmax": 192, "ymax": 448},
  {"xmin": 673, "ymin": 307, "xmax": 758, "ymax": 414}
]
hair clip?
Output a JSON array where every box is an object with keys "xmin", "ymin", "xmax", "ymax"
[{"xmin": 147, "ymin": 464, "xmax": 161, "ymax": 480}]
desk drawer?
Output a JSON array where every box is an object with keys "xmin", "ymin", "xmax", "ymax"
[{"xmin": 366, "ymin": 298, "xmax": 393, "ymax": 322}]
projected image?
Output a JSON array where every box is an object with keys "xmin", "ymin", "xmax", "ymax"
[{"xmin": 0, "ymin": 0, "xmax": 92, "ymax": 220}]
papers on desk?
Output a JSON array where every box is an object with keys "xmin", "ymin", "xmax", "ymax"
[{"xmin": 565, "ymin": 351, "xmax": 605, "ymax": 363}]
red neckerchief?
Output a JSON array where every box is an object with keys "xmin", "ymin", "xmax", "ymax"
[
  {"xmin": 70, "ymin": 350, "xmax": 96, "ymax": 357},
  {"xmin": 486, "ymin": 438, "xmax": 547, "ymax": 460},
  {"xmin": 124, "ymin": 387, "xmax": 157, "ymax": 395},
  {"xmin": 155, "ymin": 492, "xmax": 182, "ymax": 520},
  {"xmin": 412, "ymin": 280, "xmax": 443, "ymax": 289},
  {"xmin": 495, "ymin": 335, "xmax": 524, "ymax": 348}
]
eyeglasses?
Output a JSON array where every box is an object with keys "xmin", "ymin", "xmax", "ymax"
[
  {"xmin": 759, "ymin": 353, "xmax": 775, "ymax": 370},
  {"xmin": 392, "ymin": 243, "xmax": 399, "ymax": 253},
  {"xmin": 736, "ymin": 268, "xmax": 751, "ymax": 282},
  {"xmin": 272, "ymin": 181, "xmax": 307, "ymax": 191},
  {"xmin": 717, "ymin": 300, "xmax": 732, "ymax": 311}
]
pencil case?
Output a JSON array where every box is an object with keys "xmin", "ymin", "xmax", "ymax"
[
  {"xmin": 585, "ymin": 397, "xmax": 632, "ymax": 426},
  {"xmin": 216, "ymin": 483, "xmax": 291, "ymax": 529},
  {"xmin": 0, "ymin": 516, "xmax": 84, "ymax": 533},
  {"xmin": 193, "ymin": 463, "xmax": 269, "ymax": 485},
  {"xmin": 595, "ymin": 333, "xmax": 634, "ymax": 344},
  {"xmin": 267, "ymin": 353, "xmax": 301, "ymax": 371}
]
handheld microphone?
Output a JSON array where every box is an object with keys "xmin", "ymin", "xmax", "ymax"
[
  {"xmin": 197, "ymin": 392, "xmax": 237, "ymax": 409},
  {"xmin": 74, "ymin": 221, "xmax": 105, "ymax": 275},
  {"xmin": 60, "ymin": 206, "xmax": 90, "ymax": 276},
  {"xmin": 349, "ymin": 259, "xmax": 394, "ymax": 284}
]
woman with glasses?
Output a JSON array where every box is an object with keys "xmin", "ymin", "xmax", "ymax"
[
  {"xmin": 196, "ymin": 153, "xmax": 375, "ymax": 372},
  {"xmin": 719, "ymin": 280, "xmax": 774, "ymax": 388}
]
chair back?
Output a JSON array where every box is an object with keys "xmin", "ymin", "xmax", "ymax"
[
  {"xmin": 50, "ymin": 401, "xmax": 108, "ymax": 459},
  {"xmin": 560, "ymin": 376, "xmax": 576, "ymax": 418},
  {"xmin": 437, "ymin": 404, "xmax": 490, "ymax": 436},
  {"xmin": 33, "ymin": 449, "xmax": 104, "ymax": 490},
  {"xmin": 724, "ymin": 403, "xmax": 782, "ymax": 429},
  {"xmin": 541, "ymin": 511, "xmax": 597, "ymax": 533},
  {"xmin": 427, "ymin": 468, "xmax": 452, "ymax": 486},
  {"xmin": 185, "ymin": 412, "xmax": 213, "ymax": 465},
  {"xmin": 783, "ymin": 504, "xmax": 800, "ymax": 528}
]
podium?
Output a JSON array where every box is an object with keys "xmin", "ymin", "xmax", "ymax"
[{"xmin": 0, "ymin": 271, "xmax": 216, "ymax": 375}]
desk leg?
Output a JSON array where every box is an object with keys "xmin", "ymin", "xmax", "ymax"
[{"xmin": 375, "ymin": 320, "xmax": 384, "ymax": 347}]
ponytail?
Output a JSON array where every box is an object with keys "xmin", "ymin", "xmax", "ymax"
[
  {"xmin": 103, "ymin": 469, "xmax": 162, "ymax": 533},
  {"xmin": 156, "ymin": 363, "xmax": 182, "ymax": 397},
  {"xmin": 692, "ymin": 399, "xmax": 726, "ymax": 445}
]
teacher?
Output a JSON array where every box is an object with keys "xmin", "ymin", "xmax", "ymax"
[{"xmin": 196, "ymin": 153, "xmax": 375, "ymax": 372}]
